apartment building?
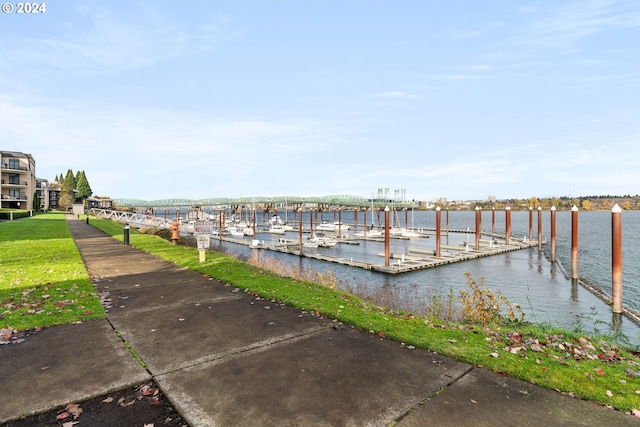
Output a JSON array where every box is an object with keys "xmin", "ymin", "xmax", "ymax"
[{"xmin": 1, "ymin": 150, "xmax": 36, "ymax": 211}]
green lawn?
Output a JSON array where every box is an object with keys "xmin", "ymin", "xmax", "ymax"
[{"xmin": 0, "ymin": 212, "xmax": 105, "ymax": 331}]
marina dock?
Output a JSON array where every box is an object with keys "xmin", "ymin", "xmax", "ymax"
[{"xmin": 209, "ymin": 233, "xmax": 538, "ymax": 275}]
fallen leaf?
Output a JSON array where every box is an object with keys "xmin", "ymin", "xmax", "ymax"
[
  {"xmin": 490, "ymin": 352, "xmax": 499, "ymax": 358},
  {"xmin": 143, "ymin": 424, "xmax": 155, "ymax": 427},
  {"xmin": 606, "ymin": 390, "xmax": 613, "ymax": 397},
  {"xmin": 66, "ymin": 403, "xmax": 82, "ymax": 419},
  {"xmin": 470, "ymin": 399, "xmax": 477, "ymax": 404},
  {"xmin": 595, "ymin": 367, "xmax": 605, "ymax": 376},
  {"xmin": 62, "ymin": 422, "xmax": 79, "ymax": 427},
  {"xmin": 56, "ymin": 412, "xmax": 70, "ymax": 420},
  {"xmin": 102, "ymin": 397, "xmax": 114, "ymax": 403},
  {"xmin": 632, "ymin": 409, "xmax": 640, "ymax": 418}
]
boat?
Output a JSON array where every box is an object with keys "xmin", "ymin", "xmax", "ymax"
[
  {"xmin": 309, "ymin": 232, "xmax": 337, "ymax": 248},
  {"xmin": 267, "ymin": 224, "xmax": 286, "ymax": 234},
  {"xmin": 316, "ymin": 221, "xmax": 350, "ymax": 232},
  {"xmin": 354, "ymin": 225, "xmax": 383, "ymax": 238}
]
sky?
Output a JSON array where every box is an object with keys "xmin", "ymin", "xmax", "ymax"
[{"xmin": 1, "ymin": 1, "xmax": 639, "ymax": 202}]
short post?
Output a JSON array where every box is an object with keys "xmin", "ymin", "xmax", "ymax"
[
  {"xmin": 384, "ymin": 206, "xmax": 390, "ymax": 266},
  {"xmin": 446, "ymin": 209, "xmax": 449, "ymax": 234},
  {"xmin": 537, "ymin": 206, "xmax": 542, "ymax": 252},
  {"xmin": 435, "ymin": 207, "xmax": 441, "ymax": 257},
  {"xmin": 550, "ymin": 206, "xmax": 556, "ymax": 262},
  {"xmin": 505, "ymin": 207, "xmax": 511, "ymax": 245},
  {"xmin": 611, "ymin": 204, "xmax": 623, "ymax": 314},
  {"xmin": 123, "ymin": 223, "xmax": 130, "ymax": 246},
  {"xmin": 571, "ymin": 205, "xmax": 579, "ymax": 280},
  {"xmin": 86, "ymin": 215, "xmax": 89, "ymax": 224}
]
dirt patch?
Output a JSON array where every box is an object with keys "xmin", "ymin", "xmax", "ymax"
[{"xmin": 3, "ymin": 381, "xmax": 187, "ymax": 427}]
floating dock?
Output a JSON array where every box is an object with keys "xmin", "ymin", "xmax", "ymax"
[{"xmin": 209, "ymin": 233, "xmax": 538, "ymax": 275}]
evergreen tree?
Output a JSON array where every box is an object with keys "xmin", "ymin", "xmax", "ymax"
[
  {"xmin": 60, "ymin": 169, "xmax": 77, "ymax": 209},
  {"xmin": 76, "ymin": 170, "xmax": 92, "ymax": 199}
]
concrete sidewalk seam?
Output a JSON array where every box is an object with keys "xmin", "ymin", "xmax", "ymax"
[
  {"xmin": 150, "ymin": 325, "xmax": 329, "ymax": 377},
  {"xmin": 393, "ymin": 364, "xmax": 475, "ymax": 425},
  {"xmin": 105, "ymin": 295, "xmax": 244, "ymax": 317}
]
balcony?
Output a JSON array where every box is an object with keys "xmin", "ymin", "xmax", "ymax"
[
  {"xmin": 1, "ymin": 193, "xmax": 27, "ymax": 201},
  {"xmin": 1, "ymin": 179, "xmax": 28, "ymax": 187},
  {"xmin": 1, "ymin": 164, "xmax": 29, "ymax": 173}
]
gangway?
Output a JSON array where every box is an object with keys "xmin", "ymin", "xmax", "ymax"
[{"xmin": 89, "ymin": 208, "xmax": 175, "ymax": 229}]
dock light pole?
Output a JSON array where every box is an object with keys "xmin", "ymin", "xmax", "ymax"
[
  {"xmin": 123, "ymin": 223, "xmax": 130, "ymax": 245},
  {"xmin": 474, "ymin": 207, "xmax": 480, "ymax": 251},
  {"xmin": 298, "ymin": 208, "xmax": 303, "ymax": 256},
  {"xmin": 363, "ymin": 208, "xmax": 367, "ymax": 238},
  {"xmin": 505, "ymin": 207, "xmax": 511, "ymax": 245},
  {"xmin": 612, "ymin": 204, "xmax": 623, "ymax": 314},
  {"xmin": 537, "ymin": 206, "xmax": 543, "ymax": 252},
  {"xmin": 529, "ymin": 207, "xmax": 533, "ymax": 242},
  {"xmin": 384, "ymin": 206, "xmax": 390, "ymax": 267},
  {"xmin": 571, "ymin": 206, "xmax": 579, "ymax": 280},
  {"xmin": 436, "ymin": 207, "xmax": 441, "ymax": 257},
  {"xmin": 338, "ymin": 208, "xmax": 342, "ymax": 238},
  {"xmin": 550, "ymin": 206, "xmax": 557, "ymax": 262}
]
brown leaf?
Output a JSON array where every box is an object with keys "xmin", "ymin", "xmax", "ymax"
[
  {"xmin": 56, "ymin": 412, "xmax": 70, "ymax": 420},
  {"xmin": 470, "ymin": 399, "xmax": 477, "ymax": 404}
]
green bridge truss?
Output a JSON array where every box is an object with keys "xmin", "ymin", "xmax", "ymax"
[{"xmin": 113, "ymin": 195, "xmax": 417, "ymax": 210}]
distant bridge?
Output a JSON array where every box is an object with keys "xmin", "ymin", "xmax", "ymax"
[{"xmin": 112, "ymin": 195, "xmax": 418, "ymax": 210}]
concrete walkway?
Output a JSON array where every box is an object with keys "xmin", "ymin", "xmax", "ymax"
[{"xmin": 1, "ymin": 215, "xmax": 639, "ymax": 426}]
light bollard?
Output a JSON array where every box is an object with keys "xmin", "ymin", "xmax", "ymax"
[
  {"xmin": 384, "ymin": 206, "xmax": 390, "ymax": 267},
  {"xmin": 550, "ymin": 206, "xmax": 556, "ymax": 262},
  {"xmin": 123, "ymin": 223, "xmax": 130, "ymax": 246},
  {"xmin": 571, "ymin": 206, "xmax": 579, "ymax": 280}
]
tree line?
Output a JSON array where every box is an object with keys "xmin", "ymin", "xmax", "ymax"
[{"xmin": 55, "ymin": 170, "xmax": 93, "ymax": 210}]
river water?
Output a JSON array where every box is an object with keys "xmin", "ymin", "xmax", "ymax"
[{"xmin": 160, "ymin": 208, "xmax": 640, "ymax": 344}]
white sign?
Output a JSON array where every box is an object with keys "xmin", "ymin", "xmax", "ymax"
[
  {"xmin": 196, "ymin": 234, "xmax": 211, "ymax": 250},
  {"xmin": 194, "ymin": 221, "xmax": 213, "ymax": 234}
]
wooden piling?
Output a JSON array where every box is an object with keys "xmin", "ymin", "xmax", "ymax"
[
  {"xmin": 505, "ymin": 207, "xmax": 511, "ymax": 245},
  {"xmin": 612, "ymin": 204, "xmax": 622, "ymax": 313},
  {"xmin": 384, "ymin": 207, "xmax": 390, "ymax": 266},
  {"xmin": 571, "ymin": 205, "xmax": 579, "ymax": 280},
  {"xmin": 537, "ymin": 206, "xmax": 542, "ymax": 252},
  {"xmin": 475, "ymin": 207, "xmax": 480, "ymax": 251},
  {"xmin": 550, "ymin": 206, "xmax": 556, "ymax": 262},
  {"xmin": 491, "ymin": 207, "xmax": 495, "ymax": 235},
  {"xmin": 529, "ymin": 207, "xmax": 533, "ymax": 241},
  {"xmin": 436, "ymin": 207, "xmax": 441, "ymax": 257},
  {"xmin": 299, "ymin": 208, "xmax": 303, "ymax": 255}
]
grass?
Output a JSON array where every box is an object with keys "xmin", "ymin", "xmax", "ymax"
[
  {"xmin": 0, "ymin": 212, "xmax": 105, "ymax": 331},
  {"xmin": 2, "ymin": 214, "xmax": 639, "ymax": 415}
]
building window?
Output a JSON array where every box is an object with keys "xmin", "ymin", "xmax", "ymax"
[
  {"xmin": 9, "ymin": 189, "xmax": 21, "ymax": 198},
  {"xmin": 9, "ymin": 158, "xmax": 20, "ymax": 169},
  {"xmin": 8, "ymin": 174, "xmax": 20, "ymax": 185}
]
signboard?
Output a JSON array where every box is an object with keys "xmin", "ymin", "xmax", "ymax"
[
  {"xmin": 194, "ymin": 221, "xmax": 213, "ymax": 234},
  {"xmin": 196, "ymin": 234, "xmax": 211, "ymax": 250}
]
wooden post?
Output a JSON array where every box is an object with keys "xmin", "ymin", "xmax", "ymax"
[
  {"xmin": 612, "ymin": 204, "xmax": 622, "ymax": 314},
  {"xmin": 571, "ymin": 205, "xmax": 579, "ymax": 280},
  {"xmin": 475, "ymin": 207, "xmax": 480, "ymax": 250},
  {"xmin": 436, "ymin": 207, "xmax": 441, "ymax": 257},
  {"xmin": 537, "ymin": 206, "xmax": 542, "ymax": 252},
  {"xmin": 299, "ymin": 208, "xmax": 303, "ymax": 256},
  {"xmin": 363, "ymin": 208, "xmax": 367, "ymax": 237},
  {"xmin": 446, "ymin": 209, "xmax": 449, "ymax": 234},
  {"xmin": 505, "ymin": 207, "xmax": 511, "ymax": 245},
  {"xmin": 528, "ymin": 207, "xmax": 533, "ymax": 242},
  {"xmin": 384, "ymin": 206, "xmax": 390, "ymax": 266},
  {"xmin": 491, "ymin": 207, "xmax": 495, "ymax": 235},
  {"xmin": 550, "ymin": 206, "xmax": 556, "ymax": 262}
]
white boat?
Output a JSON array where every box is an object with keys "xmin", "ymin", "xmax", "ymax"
[
  {"xmin": 228, "ymin": 227, "xmax": 244, "ymax": 237},
  {"xmin": 355, "ymin": 226, "xmax": 383, "ymax": 238},
  {"xmin": 268, "ymin": 224, "xmax": 286, "ymax": 234},
  {"xmin": 243, "ymin": 226, "xmax": 254, "ymax": 236},
  {"xmin": 316, "ymin": 221, "xmax": 350, "ymax": 232},
  {"xmin": 309, "ymin": 233, "xmax": 337, "ymax": 247}
]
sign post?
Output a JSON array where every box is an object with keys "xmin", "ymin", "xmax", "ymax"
[{"xmin": 194, "ymin": 221, "xmax": 213, "ymax": 263}]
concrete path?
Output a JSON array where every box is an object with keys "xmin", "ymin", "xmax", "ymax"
[{"xmin": 1, "ymin": 216, "xmax": 639, "ymax": 426}]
